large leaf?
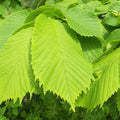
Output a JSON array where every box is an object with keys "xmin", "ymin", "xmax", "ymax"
[
  {"xmin": 80, "ymin": 36, "xmax": 103, "ymax": 62},
  {"xmin": 64, "ymin": 6, "xmax": 103, "ymax": 37},
  {"xmin": 0, "ymin": 10, "xmax": 29, "ymax": 52},
  {"xmin": 32, "ymin": 14, "xmax": 93, "ymax": 109},
  {"xmin": 76, "ymin": 48, "xmax": 120, "ymax": 109},
  {"xmin": 0, "ymin": 28, "xmax": 34, "ymax": 103}
]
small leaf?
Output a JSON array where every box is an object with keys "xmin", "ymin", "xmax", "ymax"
[{"xmin": 65, "ymin": 6, "xmax": 103, "ymax": 37}]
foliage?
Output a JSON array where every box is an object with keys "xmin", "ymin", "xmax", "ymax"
[
  {"xmin": 1, "ymin": 0, "xmax": 120, "ymax": 119},
  {"xmin": 0, "ymin": 90, "xmax": 120, "ymax": 120}
]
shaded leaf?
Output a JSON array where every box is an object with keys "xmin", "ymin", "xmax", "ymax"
[
  {"xmin": 80, "ymin": 36, "xmax": 103, "ymax": 62},
  {"xmin": 117, "ymin": 90, "xmax": 120, "ymax": 112}
]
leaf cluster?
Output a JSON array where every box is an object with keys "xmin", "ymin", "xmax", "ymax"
[
  {"xmin": 0, "ymin": 0, "xmax": 120, "ymax": 119},
  {"xmin": 0, "ymin": 91, "xmax": 119, "ymax": 120}
]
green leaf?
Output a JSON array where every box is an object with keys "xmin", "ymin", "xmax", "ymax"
[
  {"xmin": 80, "ymin": 36, "xmax": 103, "ymax": 62},
  {"xmin": 14, "ymin": 21, "xmax": 34, "ymax": 35},
  {"xmin": 76, "ymin": 48, "xmax": 120, "ymax": 109},
  {"xmin": 109, "ymin": 1, "xmax": 120, "ymax": 12},
  {"xmin": 106, "ymin": 29, "xmax": 120, "ymax": 51},
  {"xmin": 107, "ymin": 29, "xmax": 120, "ymax": 43},
  {"xmin": 57, "ymin": 0, "xmax": 78, "ymax": 8},
  {"xmin": 95, "ymin": 4, "xmax": 110, "ymax": 15},
  {"xmin": 117, "ymin": 90, "xmax": 120, "ymax": 112},
  {"xmin": 78, "ymin": 0, "xmax": 95, "ymax": 4},
  {"xmin": 0, "ymin": 106, "xmax": 6, "ymax": 118},
  {"xmin": 103, "ymin": 13, "xmax": 119, "ymax": 26},
  {"xmin": 45, "ymin": 0, "xmax": 54, "ymax": 5},
  {"xmin": 0, "ymin": 28, "xmax": 34, "ymax": 103},
  {"xmin": 25, "ymin": 5, "xmax": 64, "ymax": 23},
  {"xmin": 9, "ymin": 0, "xmax": 21, "ymax": 13},
  {"xmin": 65, "ymin": 6, "xmax": 103, "ymax": 37},
  {"xmin": 0, "ymin": 18, "xmax": 3, "ymax": 23},
  {"xmin": 32, "ymin": 14, "xmax": 93, "ymax": 109},
  {"xmin": 103, "ymin": 2, "xmax": 120, "ymax": 26},
  {"xmin": 0, "ymin": 10, "xmax": 29, "ymax": 52},
  {"xmin": 0, "ymin": 0, "xmax": 10, "ymax": 16},
  {"xmin": 87, "ymin": 1, "xmax": 101, "ymax": 11}
]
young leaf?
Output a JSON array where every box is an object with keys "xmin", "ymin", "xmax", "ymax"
[
  {"xmin": 0, "ymin": 28, "xmax": 34, "ymax": 103},
  {"xmin": 32, "ymin": 14, "xmax": 93, "ymax": 109},
  {"xmin": 0, "ymin": 10, "xmax": 29, "ymax": 52},
  {"xmin": 76, "ymin": 48, "xmax": 120, "ymax": 109},
  {"xmin": 64, "ymin": 6, "xmax": 103, "ymax": 37}
]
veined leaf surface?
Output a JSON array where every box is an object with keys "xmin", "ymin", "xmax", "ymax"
[
  {"xmin": 0, "ymin": 28, "xmax": 34, "ymax": 103},
  {"xmin": 65, "ymin": 7, "xmax": 103, "ymax": 37},
  {"xmin": 76, "ymin": 48, "xmax": 120, "ymax": 109},
  {"xmin": 0, "ymin": 10, "xmax": 29, "ymax": 52},
  {"xmin": 32, "ymin": 14, "xmax": 93, "ymax": 109}
]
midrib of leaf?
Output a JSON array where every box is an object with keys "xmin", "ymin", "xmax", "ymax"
[
  {"xmin": 51, "ymin": 20, "xmax": 72, "ymax": 101},
  {"xmin": 1, "ymin": 47, "xmax": 29, "ymax": 99}
]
